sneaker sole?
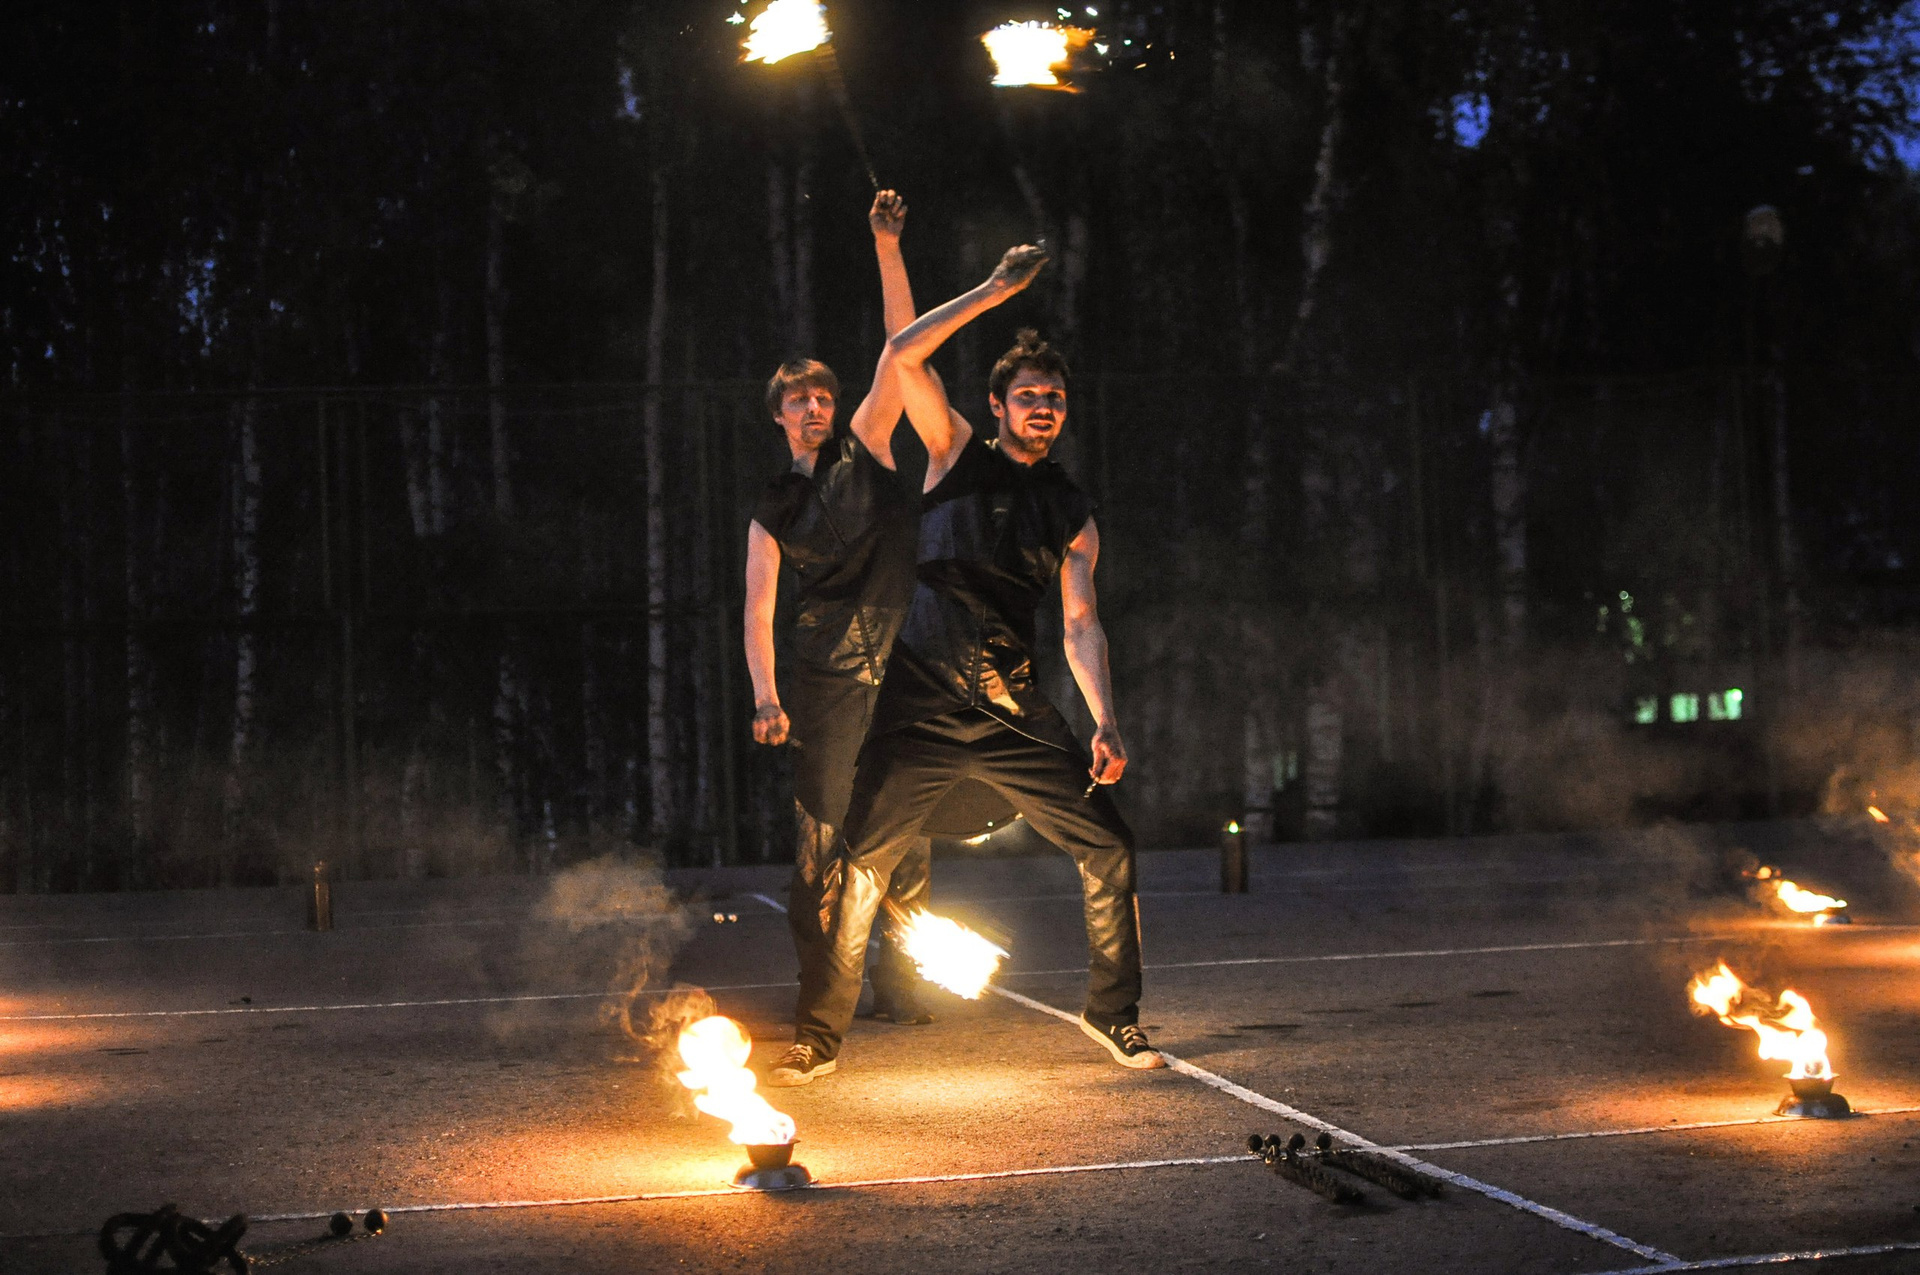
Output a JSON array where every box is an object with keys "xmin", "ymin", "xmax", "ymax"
[
  {"xmin": 766, "ymin": 1057, "xmax": 838, "ymax": 1087},
  {"xmin": 1079, "ymin": 1016, "xmax": 1166, "ymax": 1070}
]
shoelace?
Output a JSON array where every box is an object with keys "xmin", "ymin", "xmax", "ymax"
[
  {"xmin": 1116, "ymin": 1026, "xmax": 1150, "ymax": 1051},
  {"xmin": 779, "ymin": 1045, "xmax": 816, "ymax": 1067}
]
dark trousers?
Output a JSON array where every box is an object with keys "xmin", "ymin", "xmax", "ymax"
[
  {"xmin": 788, "ymin": 801, "xmax": 930, "ymax": 1005},
  {"xmin": 795, "ymin": 709, "xmax": 1141, "ymax": 1060}
]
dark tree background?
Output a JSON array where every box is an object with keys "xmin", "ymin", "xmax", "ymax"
[{"xmin": 4, "ymin": 0, "xmax": 1920, "ymax": 890}]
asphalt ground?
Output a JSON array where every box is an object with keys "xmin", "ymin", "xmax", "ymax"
[{"xmin": 5, "ymin": 818, "xmax": 1920, "ymax": 1273}]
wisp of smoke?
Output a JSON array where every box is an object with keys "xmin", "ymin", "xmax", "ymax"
[{"xmin": 531, "ymin": 852, "xmax": 697, "ymax": 1056}]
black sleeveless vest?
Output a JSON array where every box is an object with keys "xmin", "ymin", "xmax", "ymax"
[
  {"xmin": 752, "ymin": 434, "xmax": 920, "ymax": 686},
  {"xmin": 871, "ymin": 432, "xmax": 1094, "ymax": 752}
]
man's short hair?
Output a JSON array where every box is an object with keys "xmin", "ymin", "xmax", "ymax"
[
  {"xmin": 764, "ymin": 360, "xmax": 840, "ymax": 419},
  {"xmin": 988, "ymin": 329, "xmax": 1070, "ymax": 403}
]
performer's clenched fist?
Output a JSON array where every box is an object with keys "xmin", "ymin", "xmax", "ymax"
[{"xmin": 752, "ymin": 702, "xmax": 790, "ymax": 746}]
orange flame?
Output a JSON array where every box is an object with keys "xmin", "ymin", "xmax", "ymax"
[
  {"xmin": 981, "ymin": 21, "xmax": 1094, "ymax": 89},
  {"xmin": 1774, "ymin": 879, "xmax": 1846, "ymax": 915},
  {"xmin": 1687, "ymin": 962, "xmax": 1833, "ymax": 1081},
  {"xmin": 675, "ymin": 1015, "xmax": 795, "ymax": 1145},
  {"xmin": 1868, "ymin": 805, "xmax": 1890, "ymax": 823},
  {"xmin": 742, "ymin": 0, "xmax": 829, "ymax": 64},
  {"xmin": 891, "ymin": 906, "xmax": 1008, "ymax": 999}
]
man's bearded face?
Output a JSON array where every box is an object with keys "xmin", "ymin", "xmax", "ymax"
[
  {"xmin": 777, "ymin": 384, "xmax": 835, "ymax": 453},
  {"xmin": 991, "ymin": 370, "xmax": 1067, "ymax": 462}
]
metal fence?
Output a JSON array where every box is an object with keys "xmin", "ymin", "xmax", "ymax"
[{"xmin": 2, "ymin": 366, "xmax": 1917, "ymax": 891}]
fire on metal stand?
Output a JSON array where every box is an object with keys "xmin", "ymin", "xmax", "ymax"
[
  {"xmin": 305, "ymin": 860, "xmax": 331, "ymax": 933},
  {"xmin": 1219, "ymin": 820, "xmax": 1248, "ymax": 893}
]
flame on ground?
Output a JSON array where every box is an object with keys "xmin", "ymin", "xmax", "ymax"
[
  {"xmin": 1687, "ymin": 961, "xmax": 1834, "ymax": 1081},
  {"xmin": 675, "ymin": 1015, "xmax": 795, "ymax": 1146},
  {"xmin": 981, "ymin": 21, "xmax": 1093, "ymax": 89},
  {"xmin": 742, "ymin": 0, "xmax": 829, "ymax": 64},
  {"xmin": 892, "ymin": 907, "xmax": 1008, "ymax": 999},
  {"xmin": 1774, "ymin": 879, "xmax": 1846, "ymax": 915}
]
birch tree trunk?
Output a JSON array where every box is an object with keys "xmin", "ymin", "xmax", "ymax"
[
  {"xmin": 485, "ymin": 195, "xmax": 512, "ymax": 519},
  {"xmin": 643, "ymin": 155, "xmax": 674, "ymax": 846},
  {"xmin": 223, "ymin": 397, "xmax": 263, "ymax": 881},
  {"xmin": 1487, "ymin": 393, "xmax": 1526, "ymax": 651},
  {"xmin": 122, "ymin": 402, "xmax": 154, "ymax": 882},
  {"xmin": 1247, "ymin": 11, "xmax": 1348, "ymax": 839}
]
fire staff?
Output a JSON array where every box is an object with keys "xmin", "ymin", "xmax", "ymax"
[
  {"xmin": 744, "ymin": 190, "xmax": 934, "ymax": 1028},
  {"xmin": 771, "ymin": 247, "xmax": 1161, "ymax": 1086}
]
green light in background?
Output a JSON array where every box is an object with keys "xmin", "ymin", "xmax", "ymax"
[
  {"xmin": 1725, "ymin": 688, "xmax": 1743, "ymax": 720},
  {"xmin": 1633, "ymin": 696, "xmax": 1659, "ymax": 725},
  {"xmin": 1670, "ymin": 693, "xmax": 1700, "ymax": 724},
  {"xmin": 1707, "ymin": 688, "xmax": 1745, "ymax": 721}
]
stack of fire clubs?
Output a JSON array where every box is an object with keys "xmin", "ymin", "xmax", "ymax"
[
  {"xmin": 1248, "ymin": 1132, "xmax": 1446, "ymax": 1205},
  {"xmin": 99, "ymin": 1204, "xmax": 387, "ymax": 1273}
]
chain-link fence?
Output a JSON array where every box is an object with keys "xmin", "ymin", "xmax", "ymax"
[{"xmin": 2, "ymin": 367, "xmax": 1916, "ymax": 890}]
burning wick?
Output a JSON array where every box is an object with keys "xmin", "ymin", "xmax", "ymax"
[
  {"xmin": 741, "ymin": 0, "xmax": 829, "ymax": 64},
  {"xmin": 1687, "ymin": 962, "xmax": 1833, "ymax": 1083},
  {"xmin": 1774, "ymin": 879, "xmax": 1846, "ymax": 919},
  {"xmin": 675, "ymin": 1015, "xmax": 795, "ymax": 1147},
  {"xmin": 1742, "ymin": 863, "xmax": 1848, "ymax": 923},
  {"xmin": 886, "ymin": 902, "xmax": 1008, "ymax": 999},
  {"xmin": 981, "ymin": 21, "xmax": 1093, "ymax": 89}
]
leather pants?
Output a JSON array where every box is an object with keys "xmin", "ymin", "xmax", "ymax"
[
  {"xmin": 794, "ymin": 709, "xmax": 1140, "ymax": 1061},
  {"xmin": 789, "ymin": 800, "xmax": 929, "ymax": 1003}
]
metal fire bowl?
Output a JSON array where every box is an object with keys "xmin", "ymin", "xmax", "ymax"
[
  {"xmin": 745, "ymin": 1142, "xmax": 795, "ymax": 1170},
  {"xmin": 732, "ymin": 1162, "xmax": 813, "ymax": 1191},
  {"xmin": 1775, "ymin": 1078, "xmax": 1853, "ymax": 1119}
]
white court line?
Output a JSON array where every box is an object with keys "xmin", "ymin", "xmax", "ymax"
[
  {"xmin": 988, "ymin": 983, "xmax": 1682, "ymax": 1265},
  {"xmin": 746, "ymin": 892, "xmax": 789, "ymax": 913},
  {"xmin": 1000, "ymin": 933, "xmax": 1733, "ymax": 980},
  {"xmin": 0, "ymin": 980, "xmax": 796, "ymax": 1023},
  {"xmin": 1396, "ymin": 1105, "xmax": 1920, "ymax": 1152},
  {"xmin": 1593, "ymin": 1238, "xmax": 1920, "ymax": 1273},
  {"xmin": 0, "ymin": 918, "xmax": 515, "ymax": 948},
  {"xmin": 0, "ymin": 1154, "xmax": 1258, "ymax": 1239}
]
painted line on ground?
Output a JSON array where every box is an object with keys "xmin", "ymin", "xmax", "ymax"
[
  {"xmin": 746, "ymin": 893, "xmax": 789, "ymax": 914},
  {"xmin": 0, "ymin": 1154, "xmax": 1259, "ymax": 1239},
  {"xmin": 0, "ymin": 929, "xmax": 1831, "ymax": 1020},
  {"xmin": 988, "ymin": 983, "xmax": 1681, "ymax": 1265},
  {"xmin": 1395, "ymin": 1105, "xmax": 1920, "ymax": 1151},
  {"xmin": 0, "ymin": 919, "xmax": 518, "ymax": 948},
  {"xmin": 1592, "ymin": 1239, "xmax": 1920, "ymax": 1273},
  {"xmin": 0, "ymin": 981, "xmax": 796, "ymax": 1022},
  {"xmin": 1000, "ymin": 933, "xmax": 1736, "ymax": 980}
]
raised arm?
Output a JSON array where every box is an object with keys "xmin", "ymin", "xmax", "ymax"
[
  {"xmin": 848, "ymin": 190, "xmax": 916, "ymax": 468},
  {"xmin": 1060, "ymin": 517, "xmax": 1127, "ymax": 786},
  {"xmin": 744, "ymin": 520, "xmax": 789, "ymax": 746},
  {"xmin": 882, "ymin": 244, "xmax": 1048, "ymax": 479}
]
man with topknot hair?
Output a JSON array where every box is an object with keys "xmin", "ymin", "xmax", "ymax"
[{"xmin": 771, "ymin": 244, "xmax": 1159, "ymax": 1086}]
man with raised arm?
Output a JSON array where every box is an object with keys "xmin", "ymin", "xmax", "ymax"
[
  {"xmin": 743, "ymin": 190, "xmax": 936, "ymax": 1028},
  {"xmin": 770, "ymin": 246, "xmax": 1161, "ymax": 1086}
]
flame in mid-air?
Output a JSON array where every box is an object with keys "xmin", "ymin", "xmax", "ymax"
[
  {"xmin": 981, "ymin": 21, "xmax": 1093, "ymax": 88},
  {"xmin": 1774, "ymin": 879, "xmax": 1846, "ymax": 915},
  {"xmin": 676, "ymin": 1015, "xmax": 796, "ymax": 1145},
  {"xmin": 742, "ymin": 0, "xmax": 829, "ymax": 64},
  {"xmin": 1868, "ymin": 805, "xmax": 1890, "ymax": 823},
  {"xmin": 1688, "ymin": 961, "xmax": 1834, "ymax": 1081},
  {"xmin": 892, "ymin": 908, "xmax": 1008, "ymax": 999}
]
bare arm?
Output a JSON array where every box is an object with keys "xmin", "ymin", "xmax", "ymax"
[
  {"xmin": 849, "ymin": 191, "xmax": 915, "ymax": 468},
  {"xmin": 744, "ymin": 520, "xmax": 789, "ymax": 745},
  {"xmin": 883, "ymin": 244, "xmax": 1048, "ymax": 479},
  {"xmin": 1060, "ymin": 517, "xmax": 1126, "ymax": 785}
]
